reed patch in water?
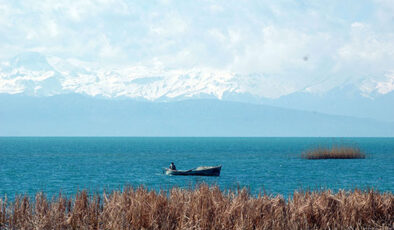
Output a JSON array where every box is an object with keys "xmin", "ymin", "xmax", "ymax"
[
  {"xmin": 0, "ymin": 185, "xmax": 392, "ymax": 229},
  {"xmin": 302, "ymin": 145, "xmax": 366, "ymax": 159}
]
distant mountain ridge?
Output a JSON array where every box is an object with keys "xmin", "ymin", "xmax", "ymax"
[
  {"xmin": 1, "ymin": 52, "xmax": 393, "ymax": 122},
  {"xmin": 261, "ymin": 85, "xmax": 394, "ymax": 123},
  {"xmin": 1, "ymin": 94, "xmax": 393, "ymax": 136}
]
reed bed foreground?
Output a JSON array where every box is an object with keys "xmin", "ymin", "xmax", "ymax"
[
  {"xmin": 1, "ymin": 185, "xmax": 392, "ymax": 230},
  {"xmin": 302, "ymin": 145, "xmax": 366, "ymax": 159}
]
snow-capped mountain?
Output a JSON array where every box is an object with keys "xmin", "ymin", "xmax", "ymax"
[
  {"xmin": 0, "ymin": 52, "xmax": 296, "ymax": 100},
  {"xmin": 1, "ymin": 52, "xmax": 393, "ymax": 122},
  {"xmin": 278, "ymin": 72, "xmax": 394, "ymax": 122},
  {"xmin": 0, "ymin": 52, "xmax": 64, "ymax": 96},
  {"xmin": 1, "ymin": 52, "xmax": 393, "ymax": 100}
]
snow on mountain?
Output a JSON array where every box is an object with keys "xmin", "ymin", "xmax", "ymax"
[
  {"xmin": 359, "ymin": 72, "xmax": 394, "ymax": 97},
  {"xmin": 0, "ymin": 52, "xmax": 297, "ymax": 100},
  {"xmin": 0, "ymin": 52, "xmax": 64, "ymax": 96},
  {"xmin": 1, "ymin": 52, "xmax": 393, "ymax": 123},
  {"xmin": 302, "ymin": 70, "xmax": 394, "ymax": 99},
  {"xmin": 1, "ymin": 52, "xmax": 393, "ymax": 102}
]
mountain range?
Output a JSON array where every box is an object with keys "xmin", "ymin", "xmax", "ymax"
[
  {"xmin": 0, "ymin": 52, "xmax": 393, "ymax": 136},
  {"xmin": 1, "ymin": 94, "xmax": 393, "ymax": 136}
]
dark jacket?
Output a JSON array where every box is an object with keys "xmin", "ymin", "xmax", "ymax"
[{"xmin": 169, "ymin": 163, "xmax": 176, "ymax": 170}]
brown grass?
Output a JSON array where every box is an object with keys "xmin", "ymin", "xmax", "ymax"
[
  {"xmin": 302, "ymin": 145, "xmax": 366, "ymax": 159},
  {"xmin": 0, "ymin": 185, "xmax": 392, "ymax": 229}
]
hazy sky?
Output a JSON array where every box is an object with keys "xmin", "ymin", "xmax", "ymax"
[{"xmin": 1, "ymin": 0, "xmax": 393, "ymax": 90}]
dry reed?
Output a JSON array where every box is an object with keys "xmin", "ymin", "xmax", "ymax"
[
  {"xmin": 0, "ymin": 185, "xmax": 392, "ymax": 229},
  {"xmin": 302, "ymin": 145, "xmax": 366, "ymax": 159}
]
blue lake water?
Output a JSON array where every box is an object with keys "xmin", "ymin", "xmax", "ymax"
[{"xmin": 0, "ymin": 137, "xmax": 393, "ymax": 198}]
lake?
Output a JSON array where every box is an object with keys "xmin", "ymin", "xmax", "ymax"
[{"xmin": 0, "ymin": 137, "xmax": 393, "ymax": 198}]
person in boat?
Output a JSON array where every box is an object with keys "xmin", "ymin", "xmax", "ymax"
[{"xmin": 169, "ymin": 162, "xmax": 176, "ymax": 170}]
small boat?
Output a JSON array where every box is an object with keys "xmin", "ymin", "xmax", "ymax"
[{"xmin": 164, "ymin": 165, "xmax": 222, "ymax": 176}]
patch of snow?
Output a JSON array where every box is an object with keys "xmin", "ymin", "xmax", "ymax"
[
  {"xmin": 360, "ymin": 72, "xmax": 394, "ymax": 96},
  {"xmin": 1, "ymin": 52, "xmax": 393, "ymax": 101}
]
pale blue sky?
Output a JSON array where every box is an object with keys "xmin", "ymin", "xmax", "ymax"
[{"xmin": 0, "ymin": 0, "xmax": 393, "ymax": 95}]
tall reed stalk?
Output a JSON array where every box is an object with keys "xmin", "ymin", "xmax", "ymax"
[{"xmin": 0, "ymin": 185, "xmax": 392, "ymax": 229}]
